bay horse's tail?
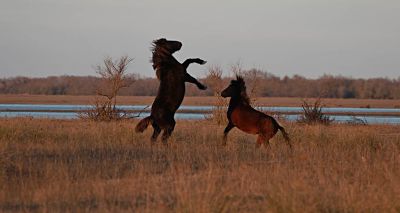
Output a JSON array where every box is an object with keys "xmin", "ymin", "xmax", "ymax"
[
  {"xmin": 274, "ymin": 120, "xmax": 292, "ymax": 148},
  {"xmin": 135, "ymin": 116, "xmax": 152, "ymax": 133},
  {"xmin": 278, "ymin": 125, "xmax": 290, "ymax": 142}
]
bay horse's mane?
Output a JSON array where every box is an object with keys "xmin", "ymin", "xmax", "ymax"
[{"xmin": 231, "ymin": 75, "xmax": 251, "ymax": 105}]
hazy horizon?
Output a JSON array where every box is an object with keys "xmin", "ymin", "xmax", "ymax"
[{"xmin": 1, "ymin": 0, "xmax": 399, "ymax": 79}]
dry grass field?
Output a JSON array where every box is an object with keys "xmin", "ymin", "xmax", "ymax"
[
  {"xmin": 1, "ymin": 94, "xmax": 400, "ymax": 108},
  {"xmin": 0, "ymin": 118, "xmax": 399, "ymax": 212}
]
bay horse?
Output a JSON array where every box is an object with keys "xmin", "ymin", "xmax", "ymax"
[
  {"xmin": 135, "ymin": 38, "xmax": 207, "ymax": 143},
  {"xmin": 221, "ymin": 75, "xmax": 291, "ymax": 148}
]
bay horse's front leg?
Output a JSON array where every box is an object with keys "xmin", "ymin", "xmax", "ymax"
[
  {"xmin": 184, "ymin": 73, "xmax": 207, "ymax": 90},
  {"xmin": 182, "ymin": 58, "xmax": 206, "ymax": 69},
  {"xmin": 223, "ymin": 123, "xmax": 234, "ymax": 145}
]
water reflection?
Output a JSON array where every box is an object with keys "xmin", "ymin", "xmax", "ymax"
[
  {"xmin": 1, "ymin": 104, "xmax": 399, "ymax": 113},
  {"xmin": 0, "ymin": 104, "xmax": 399, "ymax": 124}
]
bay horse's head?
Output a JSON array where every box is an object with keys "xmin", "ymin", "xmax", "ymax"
[
  {"xmin": 152, "ymin": 38, "xmax": 182, "ymax": 55},
  {"xmin": 221, "ymin": 75, "xmax": 250, "ymax": 104}
]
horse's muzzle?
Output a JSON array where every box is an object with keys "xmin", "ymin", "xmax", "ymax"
[{"xmin": 221, "ymin": 90, "xmax": 229, "ymax": 97}]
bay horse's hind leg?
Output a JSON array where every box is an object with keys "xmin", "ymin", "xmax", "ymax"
[
  {"xmin": 256, "ymin": 135, "xmax": 271, "ymax": 149},
  {"xmin": 151, "ymin": 122, "xmax": 161, "ymax": 143},
  {"xmin": 161, "ymin": 119, "xmax": 176, "ymax": 144}
]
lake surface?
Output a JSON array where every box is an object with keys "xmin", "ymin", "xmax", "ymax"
[
  {"xmin": 1, "ymin": 104, "xmax": 400, "ymax": 113},
  {"xmin": 0, "ymin": 104, "xmax": 399, "ymax": 124}
]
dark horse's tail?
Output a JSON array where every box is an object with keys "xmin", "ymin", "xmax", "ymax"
[
  {"xmin": 274, "ymin": 120, "xmax": 292, "ymax": 148},
  {"xmin": 135, "ymin": 116, "xmax": 152, "ymax": 133}
]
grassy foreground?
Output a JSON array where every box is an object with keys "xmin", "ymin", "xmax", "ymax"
[{"xmin": 0, "ymin": 118, "xmax": 399, "ymax": 212}]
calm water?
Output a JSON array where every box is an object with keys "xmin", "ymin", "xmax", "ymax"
[
  {"xmin": 1, "ymin": 104, "xmax": 399, "ymax": 124},
  {"xmin": 1, "ymin": 104, "xmax": 400, "ymax": 113}
]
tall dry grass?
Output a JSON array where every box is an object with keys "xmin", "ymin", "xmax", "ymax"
[{"xmin": 0, "ymin": 118, "xmax": 399, "ymax": 212}]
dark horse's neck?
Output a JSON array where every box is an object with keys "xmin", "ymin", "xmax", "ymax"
[{"xmin": 152, "ymin": 48, "xmax": 178, "ymax": 70}]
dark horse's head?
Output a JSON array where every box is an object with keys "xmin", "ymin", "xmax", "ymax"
[
  {"xmin": 152, "ymin": 38, "xmax": 182, "ymax": 71},
  {"xmin": 152, "ymin": 38, "xmax": 182, "ymax": 55},
  {"xmin": 221, "ymin": 75, "xmax": 250, "ymax": 104}
]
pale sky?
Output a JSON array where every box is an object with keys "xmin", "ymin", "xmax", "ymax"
[{"xmin": 1, "ymin": 0, "xmax": 399, "ymax": 79}]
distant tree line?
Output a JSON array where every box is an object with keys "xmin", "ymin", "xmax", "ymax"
[{"xmin": 1, "ymin": 69, "xmax": 399, "ymax": 99}]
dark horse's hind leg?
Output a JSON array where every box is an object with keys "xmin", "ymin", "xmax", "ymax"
[
  {"xmin": 151, "ymin": 122, "xmax": 161, "ymax": 143},
  {"xmin": 161, "ymin": 119, "xmax": 176, "ymax": 144},
  {"xmin": 223, "ymin": 123, "xmax": 235, "ymax": 145}
]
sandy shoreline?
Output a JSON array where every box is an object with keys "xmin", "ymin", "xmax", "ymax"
[{"xmin": 1, "ymin": 94, "xmax": 399, "ymax": 108}]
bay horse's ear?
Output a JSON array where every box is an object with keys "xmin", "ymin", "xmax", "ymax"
[{"xmin": 236, "ymin": 75, "xmax": 245, "ymax": 86}]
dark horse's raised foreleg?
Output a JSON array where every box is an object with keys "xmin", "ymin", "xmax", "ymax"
[
  {"xmin": 182, "ymin": 58, "xmax": 206, "ymax": 69},
  {"xmin": 184, "ymin": 73, "xmax": 207, "ymax": 90},
  {"xmin": 182, "ymin": 58, "xmax": 207, "ymax": 90}
]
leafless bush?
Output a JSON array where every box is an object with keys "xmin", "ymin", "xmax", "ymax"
[
  {"xmin": 231, "ymin": 63, "xmax": 262, "ymax": 105},
  {"xmin": 205, "ymin": 64, "xmax": 266, "ymax": 125},
  {"xmin": 298, "ymin": 98, "xmax": 334, "ymax": 125},
  {"xmin": 347, "ymin": 115, "xmax": 368, "ymax": 125},
  {"xmin": 204, "ymin": 65, "xmax": 228, "ymax": 125},
  {"xmin": 79, "ymin": 56, "xmax": 135, "ymax": 121}
]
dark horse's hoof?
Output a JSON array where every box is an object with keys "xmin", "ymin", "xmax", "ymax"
[
  {"xmin": 200, "ymin": 60, "xmax": 207, "ymax": 65},
  {"xmin": 198, "ymin": 84, "xmax": 207, "ymax": 90}
]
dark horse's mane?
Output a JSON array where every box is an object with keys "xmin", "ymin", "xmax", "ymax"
[
  {"xmin": 151, "ymin": 38, "xmax": 179, "ymax": 79},
  {"xmin": 232, "ymin": 75, "xmax": 251, "ymax": 105},
  {"xmin": 151, "ymin": 40, "xmax": 167, "ymax": 69}
]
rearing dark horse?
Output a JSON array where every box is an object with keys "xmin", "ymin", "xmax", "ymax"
[{"xmin": 135, "ymin": 38, "xmax": 207, "ymax": 143}]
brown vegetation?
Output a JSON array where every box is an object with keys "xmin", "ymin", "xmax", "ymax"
[
  {"xmin": 298, "ymin": 98, "xmax": 334, "ymax": 125},
  {"xmin": 0, "ymin": 118, "xmax": 399, "ymax": 212},
  {"xmin": 79, "ymin": 56, "xmax": 135, "ymax": 121},
  {"xmin": 204, "ymin": 65, "xmax": 228, "ymax": 125},
  {"xmin": 1, "ymin": 69, "xmax": 400, "ymax": 99}
]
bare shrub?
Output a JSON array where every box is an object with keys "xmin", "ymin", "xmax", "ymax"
[
  {"xmin": 231, "ymin": 63, "xmax": 262, "ymax": 105},
  {"xmin": 242, "ymin": 69, "xmax": 264, "ymax": 106},
  {"xmin": 347, "ymin": 115, "xmax": 368, "ymax": 125},
  {"xmin": 298, "ymin": 98, "xmax": 334, "ymax": 125},
  {"xmin": 205, "ymin": 64, "xmax": 268, "ymax": 125},
  {"xmin": 204, "ymin": 65, "xmax": 227, "ymax": 125},
  {"xmin": 79, "ymin": 56, "xmax": 135, "ymax": 121}
]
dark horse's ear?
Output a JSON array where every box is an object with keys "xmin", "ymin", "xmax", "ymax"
[{"xmin": 153, "ymin": 38, "xmax": 167, "ymax": 45}]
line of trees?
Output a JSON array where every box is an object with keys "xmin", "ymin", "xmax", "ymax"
[{"xmin": 1, "ymin": 69, "xmax": 400, "ymax": 99}]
